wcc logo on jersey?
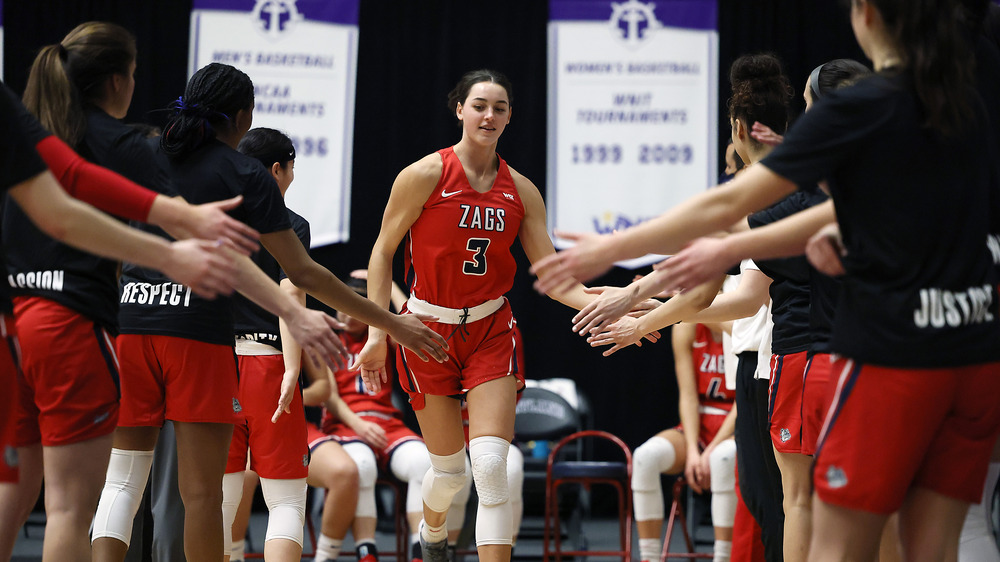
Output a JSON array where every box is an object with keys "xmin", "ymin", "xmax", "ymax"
[
  {"xmin": 609, "ymin": 0, "xmax": 663, "ymax": 48},
  {"xmin": 251, "ymin": 0, "xmax": 304, "ymax": 39}
]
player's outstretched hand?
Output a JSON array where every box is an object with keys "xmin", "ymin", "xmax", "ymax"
[
  {"xmin": 353, "ymin": 336, "xmax": 389, "ymax": 393},
  {"xmin": 388, "ymin": 313, "xmax": 449, "ymax": 363},
  {"xmin": 573, "ymin": 285, "xmax": 638, "ymax": 336},
  {"xmin": 286, "ymin": 309, "xmax": 349, "ymax": 372},
  {"xmin": 806, "ymin": 222, "xmax": 847, "ymax": 277},
  {"xmin": 586, "ymin": 316, "xmax": 646, "ymax": 356},
  {"xmin": 171, "ymin": 196, "xmax": 260, "ymax": 255},
  {"xmin": 652, "ymin": 237, "xmax": 736, "ymax": 294},
  {"xmin": 531, "ymin": 231, "xmax": 615, "ymax": 295},
  {"xmin": 162, "ymin": 239, "xmax": 240, "ymax": 299},
  {"xmin": 751, "ymin": 122, "xmax": 785, "ymax": 147}
]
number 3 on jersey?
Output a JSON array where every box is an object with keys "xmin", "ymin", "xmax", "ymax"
[{"xmin": 464, "ymin": 238, "xmax": 490, "ymax": 276}]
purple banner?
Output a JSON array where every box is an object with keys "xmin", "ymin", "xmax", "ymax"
[
  {"xmin": 550, "ymin": 0, "xmax": 716, "ymax": 31},
  {"xmin": 193, "ymin": 0, "xmax": 358, "ymax": 26}
]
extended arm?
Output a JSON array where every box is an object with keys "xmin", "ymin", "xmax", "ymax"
[{"xmin": 272, "ymin": 278, "xmax": 309, "ymax": 422}]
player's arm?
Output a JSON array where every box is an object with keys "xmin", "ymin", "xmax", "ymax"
[
  {"xmin": 9, "ymin": 169, "xmax": 236, "ymax": 299},
  {"xmin": 672, "ymin": 323, "xmax": 705, "ymax": 492},
  {"xmin": 357, "ymin": 155, "xmax": 445, "ymax": 391},
  {"xmin": 512, "ymin": 168, "xmax": 593, "ymax": 310},
  {"xmin": 272, "ymin": 277, "xmax": 310, "ymax": 422},
  {"xmin": 301, "ymin": 361, "xmax": 332, "ymax": 407},
  {"xmin": 687, "ymin": 269, "xmax": 771, "ymax": 324}
]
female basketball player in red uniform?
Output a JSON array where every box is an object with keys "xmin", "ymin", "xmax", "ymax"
[
  {"xmin": 358, "ymin": 69, "xmax": 596, "ymax": 562},
  {"xmin": 535, "ymin": 1, "xmax": 1000, "ymax": 560},
  {"xmin": 632, "ymin": 322, "xmax": 736, "ymax": 562}
]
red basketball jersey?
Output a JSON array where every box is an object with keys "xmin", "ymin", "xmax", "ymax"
[
  {"xmin": 693, "ymin": 323, "xmax": 733, "ymax": 412},
  {"xmin": 404, "ymin": 147, "xmax": 525, "ymax": 308},
  {"xmin": 321, "ymin": 332, "xmax": 399, "ymax": 433}
]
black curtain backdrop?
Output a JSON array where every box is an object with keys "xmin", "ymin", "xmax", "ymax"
[{"xmin": 3, "ymin": 0, "xmax": 865, "ymax": 453}]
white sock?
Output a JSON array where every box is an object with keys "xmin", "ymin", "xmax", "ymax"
[
  {"xmin": 315, "ymin": 534, "xmax": 342, "ymax": 562},
  {"xmin": 639, "ymin": 537, "xmax": 661, "ymax": 562},
  {"xmin": 411, "ymin": 532, "xmax": 420, "ymax": 545},
  {"xmin": 421, "ymin": 519, "xmax": 447, "ymax": 543},
  {"xmin": 230, "ymin": 539, "xmax": 246, "ymax": 562},
  {"xmin": 713, "ymin": 539, "xmax": 732, "ymax": 562}
]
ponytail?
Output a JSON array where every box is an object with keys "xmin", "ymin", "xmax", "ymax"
[
  {"xmin": 868, "ymin": 0, "xmax": 974, "ymax": 135},
  {"xmin": 22, "ymin": 22, "xmax": 136, "ymax": 148},
  {"xmin": 160, "ymin": 63, "xmax": 254, "ymax": 160}
]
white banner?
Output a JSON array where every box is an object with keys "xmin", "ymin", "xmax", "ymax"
[
  {"xmin": 548, "ymin": 0, "xmax": 718, "ymax": 268},
  {"xmin": 190, "ymin": 0, "xmax": 358, "ymax": 246}
]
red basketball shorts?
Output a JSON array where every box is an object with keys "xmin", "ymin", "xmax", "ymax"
[
  {"xmin": 12, "ymin": 297, "xmax": 119, "ymax": 447},
  {"xmin": 767, "ymin": 351, "xmax": 807, "ymax": 454},
  {"xmin": 813, "ymin": 357, "xmax": 1000, "ymax": 514},
  {"xmin": 0, "ymin": 314, "xmax": 21, "ymax": 482},
  {"xmin": 396, "ymin": 301, "xmax": 524, "ymax": 410},
  {"xmin": 226, "ymin": 354, "xmax": 309, "ymax": 478},
  {"xmin": 319, "ymin": 413, "xmax": 421, "ymax": 466},
  {"xmin": 801, "ymin": 353, "xmax": 836, "ymax": 456},
  {"xmin": 116, "ymin": 334, "xmax": 240, "ymax": 426}
]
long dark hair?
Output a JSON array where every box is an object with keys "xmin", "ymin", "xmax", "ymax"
[
  {"xmin": 728, "ymin": 54, "xmax": 793, "ymax": 143},
  {"xmin": 865, "ymin": 0, "xmax": 974, "ymax": 135},
  {"xmin": 160, "ymin": 62, "xmax": 254, "ymax": 159},
  {"xmin": 22, "ymin": 22, "xmax": 136, "ymax": 148},
  {"xmin": 446, "ymin": 69, "xmax": 513, "ymax": 122},
  {"xmin": 237, "ymin": 127, "xmax": 295, "ymax": 171}
]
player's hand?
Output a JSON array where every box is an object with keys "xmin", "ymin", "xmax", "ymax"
[
  {"xmin": 167, "ymin": 196, "xmax": 260, "ymax": 255},
  {"xmin": 627, "ymin": 299, "xmax": 662, "ymax": 318},
  {"xmin": 161, "ymin": 239, "xmax": 239, "ymax": 299},
  {"xmin": 806, "ymin": 222, "xmax": 847, "ymax": 276},
  {"xmin": 355, "ymin": 420, "xmax": 389, "ymax": 449},
  {"xmin": 385, "ymin": 313, "xmax": 448, "ymax": 363},
  {"xmin": 697, "ymin": 444, "xmax": 715, "ymax": 491},
  {"xmin": 586, "ymin": 316, "xmax": 646, "ymax": 356},
  {"xmin": 286, "ymin": 308, "xmax": 350, "ymax": 372},
  {"xmin": 751, "ymin": 122, "xmax": 785, "ymax": 147},
  {"xmin": 531, "ymin": 231, "xmax": 616, "ymax": 295},
  {"xmin": 573, "ymin": 285, "xmax": 639, "ymax": 336},
  {"xmin": 652, "ymin": 237, "xmax": 736, "ymax": 293},
  {"xmin": 684, "ymin": 448, "xmax": 705, "ymax": 494},
  {"xmin": 271, "ymin": 369, "xmax": 299, "ymax": 423},
  {"xmin": 353, "ymin": 336, "xmax": 389, "ymax": 393}
]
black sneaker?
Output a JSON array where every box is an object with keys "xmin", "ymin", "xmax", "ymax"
[
  {"xmin": 418, "ymin": 523, "xmax": 448, "ymax": 562},
  {"xmin": 356, "ymin": 542, "xmax": 379, "ymax": 562}
]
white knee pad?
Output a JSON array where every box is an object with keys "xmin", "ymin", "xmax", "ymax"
[
  {"xmin": 260, "ymin": 477, "xmax": 307, "ymax": 546},
  {"xmin": 446, "ymin": 455, "xmax": 473, "ymax": 533},
  {"xmin": 470, "ymin": 436, "xmax": 513, "ymax": 546},
  {"xmin": 709, "ymin": 440, "xmax": 737, "ymax": 493},
  {"xmin": 389, "ymin": 440, "xmax": 432, "ymax": 514},
  {"xmin": 421, "ymin": 447, "xmax": 467, "ymax": 514},
  {"xmin": 92, "ymin": 449, "xmax": 154, "ymax": 546},
  {"xmin": 959, "ymin": 462, "xmax": 1000, "ymax": 562},
  {"xmin": 222, "ymin": 472, "xmax": 246, "ymax": 557},
  {"xmin": 343, "ymin": 442, "xmax": 378, "ymax": 519},
  {"xmin": 631, "ymin": 437, "xmax": 674, "ymax": 522}
]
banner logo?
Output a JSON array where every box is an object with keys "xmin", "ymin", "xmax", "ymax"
[
  {"xmin": 252, "ymin": 0, "xmax": 304, "ymax": 39},
  {"xmin": 610, "ymin": 0, "xmax": 663, "ymax": 48}
]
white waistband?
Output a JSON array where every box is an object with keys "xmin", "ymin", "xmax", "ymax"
[
  {"xmin": 235, "ymin": 338, "xmax": 281, "ymax": 356},
  {"xmin": 406, "ymin": 296, "xmax": 505, "ymax": 325},
  {"xmin": 699, "ymin": 405, "xmax": 730, "ymax": 416},
  {"xmin": 356, "ymin": 411, "xmax": 396, "ymax": 421}
]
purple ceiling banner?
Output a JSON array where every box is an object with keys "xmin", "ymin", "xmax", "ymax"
[{"xmin": 546, "ymin": 0, "xmax": 719, "ymax": 268}]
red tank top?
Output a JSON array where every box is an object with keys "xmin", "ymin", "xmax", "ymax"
[
  {"xmin": 320, "ymin": 332, "xmax": 399, "ymax": 433},
  {"xmin": 404, "ymin": 147, "xmax": 525, "ymax": 308},
  {"xmin": 692, "ymin": 323, "xmax": 733, "ymax": 412}
]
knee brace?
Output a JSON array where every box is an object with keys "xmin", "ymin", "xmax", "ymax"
[
  {"xmin": 507, "ymin": 444, "xmax": 525, "ymax": 540},
  {"xmin": 92, "ymin": 449, "xmax": 154, "ymax": 546},
  {"xmin": 470, "ymin": 436, "xmax": 513, "ymax": 546},
  {"xmin": 221, "ymin": 472, "xmax": 246, "ymax": 557},
  {"xmin": 389, "ymin": 440, "xmax": 432, "ymax": 514},
  {"xmin": 446, "ymin": 455, "xmax": 473, "ymax": 533},
  {"xmin": 343, "ymin": 442, "xmax": 378, "ymax": 519},
  {"xmin": 631, "ymin": 437, "xmax": 675, "ymax": 522},
  {"xmin": 421, "ymin": 447, "xmax": 467, "ymax": 514},
  {"xmin": 709, "ymin": 440, "xmax": 737, "ymax": 493},
  {"xmin": 260, "ymin": 477, "xmax": 307, "ymax": 546}
]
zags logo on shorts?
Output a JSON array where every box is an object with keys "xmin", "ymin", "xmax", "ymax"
[{"xmin": 441, "ymin": 189, "xmax": 462, "ymax": 198}]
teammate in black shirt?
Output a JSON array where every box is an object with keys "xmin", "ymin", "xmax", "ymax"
[
  {"xmin": 92, "ymin": 63, "xmax": 447, "ymax": 562},
  {"xmin": 536, "ymin": 1, "xmax": 1000, "ymax": 559}
]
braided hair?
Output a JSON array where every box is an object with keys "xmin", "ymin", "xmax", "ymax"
[{"xmin": 160, "ymin": 62, "xmax": 254, "ymax": 159}]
